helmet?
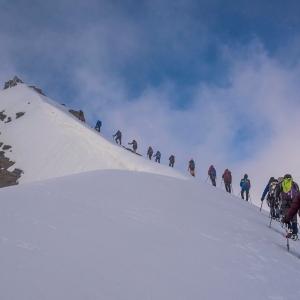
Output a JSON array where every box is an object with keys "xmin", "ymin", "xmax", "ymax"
[
  {"xmin": 284, "ymin": 174, "xmax": 292, "ymax": 179},
  {"xmin": 244, "ymin": 174, "xmax": 248, "ymax": 179}
]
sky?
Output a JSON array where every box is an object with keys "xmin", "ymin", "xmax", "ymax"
[{"xmin": 0, "ymin": 0, "xmax": 300, "ymax": 201}]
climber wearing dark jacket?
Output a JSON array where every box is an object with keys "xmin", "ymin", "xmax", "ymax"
[
  {"xmin": 222, "ymin": 169, "xmax": 232, "ymax": 193},
  {"xmin": 277, "ymin": 174, "xmax": 299, "ymax": 241},
  {"xmin": 128, "ymin": 140, "xmax": 138, "ymax": 153},
  {"xmin": 169, "ymin": 155, "xmax": 175, "ymax": 167},
  {"xmin": 113, "ymin": 130, "xmax": 122, "ymax": 145},
  {"xmin": 286, "ymin": 194, "xmax": 300, "ymax": 222}
]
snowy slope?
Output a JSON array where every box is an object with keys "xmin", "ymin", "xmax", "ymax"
[
  {"xmin": 1, "ymin": 170, "xmax": 300, "ymax": 300},
  {"xmin": 0, "ymin": 84, "xmax": 189, "ymax": 183}
]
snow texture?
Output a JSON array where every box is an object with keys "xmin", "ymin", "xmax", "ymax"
[
  {"xmin": 1, "ymin": 170, "xmax": 300, "ymax": 300},
  {"xmin": 1, "ymin": 83, "xmax": 300, "ymax": 300}
]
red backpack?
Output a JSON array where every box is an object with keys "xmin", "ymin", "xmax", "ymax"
[{"xmin": 224, "ymin": 170, "xmax": 231, "ymax": 182}]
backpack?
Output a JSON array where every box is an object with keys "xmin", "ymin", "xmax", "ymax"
[
  {"xmin": 269, "ymin": 180, "xmax": 278, "ymax": 197},
  {"xmin": 97, "ymin": 120, "xmax": 102, "ymax": 127},
  {"xmin": 241, "ymin": 179, "xmax": 250, "ymax": 190},
  {"xmin": 149, "ymin": 147, "xmax": 153, "ymax": 154},
  {"xmin": 170, "ymin": 155, "xmax": 174, "ymax": 161},
  {"xmin": 223, "ymin": 170, "xmax": 231, "ymax": 182},
  {"xmin": 210, "ymin": 168, "xmax": 216, "ymax": 176},
  {"xmin": 281, "ymin": 183, "xmax": 298, "ymax": 203},
  {"xmin": 157, "ymin": 151, "xmax": 161, "ymax": 158},
  {"xmin": 189, "ymin": 160, "xmax": 195, "ymax": 170}
]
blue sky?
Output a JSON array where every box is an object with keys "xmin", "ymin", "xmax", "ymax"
[{"xmin": 1, "ymin": 0, "xmax": 300, "ymax": 199}]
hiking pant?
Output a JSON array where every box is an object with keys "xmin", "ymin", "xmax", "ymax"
[
  {"xmin": 190, "ymin": 169, "xmax": 195, "ymax": 177},
  {"xmin": 268, "ymin": 197, "xmax": 280, "ymax": 218},
  {"xmin": 210, "ymin": 175, "xmax": 216, "ymax": 186},
  {"xmin": 155, "ymin": 157, "xmax": 160, "ymax": 163},
  {"xmin": 241, "ymin": 189, "xmax": 249, "ymax": 201},
  {"xmin": 224, "ymin": 182, "xmax": 231, "ymax": 193},
  {"xmin": 115, "ymin": 137, "xmax": 121, "ymax": 145},
  {"xmin": 133, "ymin": 146, "xmax": 137, "ymax": 153},
  {"xmin": 95, "ymin": 126, "xmax": 100, "ymax": 132},
  {"xmin": 169, "ymin": 162, "xmax": 174, "ymax": 167},
  {"xmin": 148, "ymin": 153, "xmax": 152, "ymax": 160},
  {"xmin": 281, "ymin": 198, "xmax": 298, "ymax": 234}
]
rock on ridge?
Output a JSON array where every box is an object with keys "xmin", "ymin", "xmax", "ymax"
[
  {"xmin": 4, "ymin": 76, "xmax": 45, "ymax": 96},
  {"xmin": 4, "ymin": 76, "xmax": 23, "ymax": 89}
]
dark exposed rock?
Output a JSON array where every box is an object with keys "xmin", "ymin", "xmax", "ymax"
[
  {"xmin": 0, "ymin": 151, "xmax": 15, "ymax": 169},
  {"xmin": 4, "ymin": 117, "xmax": 12, "ymax": 123},
  {"xmin": 16, "ymin": 112, "xmax": 25, "ymax": 119},
  {"xmin": 4, "ymin": 76, "xmax": 46, "ymax": 96},
  {"xmin": 69, "ymin": 109, "xmax": 86, "ymax": 122},
  {"xmin": 28, "ymin": 86, "xmax": 46, "ymax": 96},
  {"xmin": 0, "ymin": 150, "xmax": 23, "ymax": 188},
  {"xmin": 0, "ymin": 168, "xmax": 23, "ymax": 188},
  {"xmin": 0, "ymin": 143, "xmax": 3, "ymax": 148},
  {"xmin": 0, "ymin": 110, "xmax": 7, "ymax": 121},
  {"xmin": 3, "ymin": 145, "xmax": 12, "ymax": 150},
  {"xmin": 4, "ymin": 76, "xmax": 23, "ymax": 89},
  {"xmin": 61, "ymin": 104, "xmax": 66, "ymax": 106}
]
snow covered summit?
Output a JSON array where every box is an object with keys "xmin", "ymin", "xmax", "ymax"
[{"xmin": 0, "ymin": 83, "xmax": 189, "ymax": 184}]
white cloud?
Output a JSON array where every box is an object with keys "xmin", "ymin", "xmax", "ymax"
[{"xmin": 70, "ymin": 38, "xmax": 300, "ymax": 208}]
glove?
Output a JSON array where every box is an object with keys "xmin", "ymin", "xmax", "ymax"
[{"xmin": 261, "ymin": 197, "xmax": 264, "ymax": 201}]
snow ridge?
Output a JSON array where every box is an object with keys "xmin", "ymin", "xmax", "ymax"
[{"xmin": 0, "ymin": 84, "xmax": 190, "ymax": 184}]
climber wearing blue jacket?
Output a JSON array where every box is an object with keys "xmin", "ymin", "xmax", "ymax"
[
  {"xmin": 95, "ymin": 120, "xmax": 102, "ymax": 132},
  {"xmin": 240, "ymin": 174, "xmax": 251, "ymax": 201},
  {"xmin": 153, "ymin": 151, "xmax": 161, "ymax": 163}
]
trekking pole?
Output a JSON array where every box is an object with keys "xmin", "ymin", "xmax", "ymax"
[
  {"xmin": 286, "ymin": 230, "xmax": 290, "ymax": 251},
  {"xmin": 238, "ymin": 191, "xmax": 241, "ymax": 197},
  {"xmin": 220, "ymin": 180, "xmax": 223, "ymax": 189},
  {"xmin": 249, "ymin": 193, "xmax": 252, "ymax": 203},
  {"xmin": 205, "ymin": 176, "xmax": 209, "ymax": 182},
  {"xmin": 231, "ymin": 186, "xmax": 234, "ymax": 195}
]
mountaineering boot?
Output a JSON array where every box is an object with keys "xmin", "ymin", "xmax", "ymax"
[{"xmin": 291, "ymin": 234, "xmax": 298, "ymax": 241}]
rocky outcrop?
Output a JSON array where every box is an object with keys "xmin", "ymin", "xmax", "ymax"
[
  {"xmin": 69, "ymin": 109, "xmax": 86, "ymax": 122},
  {"xmin": 0, "ymin": 168, "xmax": 23, "ymax": 188},
  {"xmin": 3, "ymin": 76, "xmax": 46, "ymax": 96},
  {"xmin": 0, "ymin": 149, "xmax": 23, "ymax": 188},
  {"xmin": 0, "ymin": 110, "xmax": 7, "ymax": 121},
  {"xmin": 16, "ymin": 112, "xmax": 25, "ymax": 119},
  {"xmin": 4, "ymin": 76, "xmax": 24, "ymax": 89},
  {"xmin": 28, "ymin": 86, "xmax": 45, "ymax": 96}
]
